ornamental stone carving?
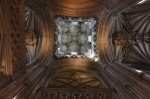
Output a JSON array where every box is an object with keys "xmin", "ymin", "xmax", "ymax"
[{"xmin": 54, "ymin": 16, "xmax": 99, "ymax": 59}]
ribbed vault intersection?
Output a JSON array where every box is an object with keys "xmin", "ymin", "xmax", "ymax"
[{"xmin": 24, "ymin": 0, "xmax": 150, "ymax": 99}]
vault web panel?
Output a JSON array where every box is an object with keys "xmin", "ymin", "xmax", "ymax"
[{"xmin": 54, "ymin": 17, "xmax": 98, "ymax": 59}]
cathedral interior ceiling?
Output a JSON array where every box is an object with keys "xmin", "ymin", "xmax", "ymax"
[
  {"xmin": 25, "ymin": 0, "xmax": 150, "ymax": 74},
  {"xmin": 0, "ymin": 0, "xmax": 150, "ymax": 99}
]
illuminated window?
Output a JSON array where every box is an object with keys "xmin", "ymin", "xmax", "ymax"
[{"xmin": 137, "ymin": 0, "xmax": 147, "ymax": 4}]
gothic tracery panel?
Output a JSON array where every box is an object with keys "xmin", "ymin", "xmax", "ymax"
[
  {"xmin": 48, "ymin": 70, "xmax": 105, "ymax": 88},
  {"xmin": 36, "ymin": 70, "xmax": 114, "ymax": 99}
]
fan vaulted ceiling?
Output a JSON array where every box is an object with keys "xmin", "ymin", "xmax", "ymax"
[
  {"xmin": 54, "ymin": 16, "xmax": 98, "ymax": 59},
  {"xmin": 25, "ymin": 0, "xmax": 150, "ymax": 90},
  {"xmin": 25, "ymin": 0, "xmax": 143, "ymax": 67}
]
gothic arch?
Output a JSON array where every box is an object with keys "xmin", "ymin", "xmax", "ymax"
[
  {"xmin": 25, "ymin": 4, "xmax": 54, "ymax": 65},
  {"xmin": 25, "ymin": 7, "xmax": 42, "ymax": 64},
  {"xmin": 46, "ymin": 69, "xmax": 105, "ymax": 88}
]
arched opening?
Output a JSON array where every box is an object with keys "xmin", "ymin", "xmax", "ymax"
[
  {"xmin": 47, "ymin": 69, "xmax": 105, "ymax": 88},
  {"xmin": 36, "ymin": 69, "xmax": 113, "ymax": 99},
  {"xmin": 25, "ymin": 7, "xmax": 42, "ymax": 64}
]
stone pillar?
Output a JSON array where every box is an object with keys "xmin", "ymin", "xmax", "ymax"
[{"xmin": 0, "ymin": 0, "xmax": 26, "ymax": 88}]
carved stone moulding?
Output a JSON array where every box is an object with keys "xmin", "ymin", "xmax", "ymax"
[
  {"xmin": 10, "ymin": 0, "xmax": 26, "ymax": 73},
  {"xmin": 35, "ymin": 88, "xmax": 113, "ymax": 99}
]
